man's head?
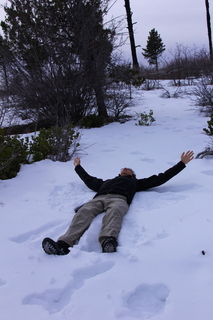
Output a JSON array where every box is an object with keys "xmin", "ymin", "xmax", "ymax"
[{"xmin": 120, "ymin": 167, "xmax": 136, "ymax": 178}]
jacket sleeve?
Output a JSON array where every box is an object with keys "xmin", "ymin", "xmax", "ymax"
[
  {"xmin": 137, "ymin": 161, "xmax": 186, "ymax": 191},
  {"xmin": 75, "ymin": 165, "xmax": 103, "ymax": 192}
]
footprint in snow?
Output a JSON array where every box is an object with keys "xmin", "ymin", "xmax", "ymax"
[
  {"xmin": 22, "ymin": 260, "xmax": 115, "ymax": 314},
  {"xmin": 0, "ymin": 278, "xmax": 7, "ymax": 286},
  {"xmin": 140, "ymin": 158, "xmax": 156, "ymax": 163},
  {"xmin": 201, "ymin": 170, "xmax": 213, "ymax": 176},
  {"xmin": 130, "ymin": 151, "xmax": 145, "ymax": 155},
  {"xmin": 116, "ymin": 283, "xmax": 170, "ymax": 319}
]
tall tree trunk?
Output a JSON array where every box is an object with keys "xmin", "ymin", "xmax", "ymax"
[
  {"xmin": 94, "ymin": 84, "xmax": 108, "ymax": 118},
  {"xmin": 205, "ymin": 0, "xmax": 213, "ymax": 61},
  {"xmin": 124, "ymin": 0, "xmax": 139, "ymax": 70}
]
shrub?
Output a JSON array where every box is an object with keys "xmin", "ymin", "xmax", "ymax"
[
  {"xmin": 142, "ymin": 79, "xmax": 159, "ymax": 91},
  {"xmin": 160, "ymin": 86, "xmax": 184, "ymax": 98},
  {"xmin": 109, "ymin": 63, "xmax": 145, "ymax": 87},
  {"xmin": 193, "ymin": 77, "xmax": 213, "ymax": 116},
  {"xmin": 106, "ymin": 83, "xmax": 133, "ymax": 122},
  {"xmin": 80, "ymin": 114, "xmax": 105, "ymax": 128},
  {"xmin": 203, "ymin": 115, "xmax": 213, "ymax": 135},
  {"xmin": 0, "ymin": 125, "xmax": 80, "ymax": 179},
  {"xmin": 28, "ymin": 125, "xmax": 80, "ymax": 162},
  {"xmin": 0, "ymin": 129, "xmax": 28, "ymax": 179},
  {"xmin": 136, "ymin": 110, "xmax": 156, "ymax": 126}
]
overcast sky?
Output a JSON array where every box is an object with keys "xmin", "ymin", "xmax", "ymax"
[
  {"xmin": 0, "ymin": 0, "xmax": 212, "ymax": 64},
  {"xmin": 108, "ymin": 0, "xmax": 212, "ymax": 63}
]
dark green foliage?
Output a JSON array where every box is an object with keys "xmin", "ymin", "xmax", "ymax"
[
  {"xmin": 142, "ymin": 28, "xmax": 165, "ymax": 72},
  {"xmin": 136, "ymin": 110, "xmax": 156, "ymax": 126},
  {"xmin": 80, "ymin": 114, "xmax": 105, "ymax": 128},
  {"xmin": 0, "ymin": 0, "xmax": 114, "ymax": 124},
  {"xmin": 28, "ymin": 126, "xmax": 80, "ymax": 162},
  {"xmin": 109, "ymin": 63, "xmax": 145, "ymax": 87},
  {"xmin": 0, "ymin": 129, "xmax": 28, "ymax": 179},
  {"xmin": 203, "ymin": 115, "xmax": 213, "ymax": 135},
  {"xmin": 0, "ymin": 125, "xmax": 80, "ymax": 179}
]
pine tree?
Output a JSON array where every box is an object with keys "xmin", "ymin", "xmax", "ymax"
[
  {"xmin": 0, "ymin": 0, "xmax": 114, "ymax": 123},
  {"xmin": 142, "ymin": 28, "xmax": 165, "ymax": 73}
]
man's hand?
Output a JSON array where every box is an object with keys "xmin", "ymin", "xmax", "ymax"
[
  {"xmin": 181, "ymin": 151, "xmax": 194, "ymax": 164},
  {"xmin": 73, "ymin": 157, "xmax": 81, "ymax": 167}
]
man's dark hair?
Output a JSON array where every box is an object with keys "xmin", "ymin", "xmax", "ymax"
[{"xmin": 127, "ymin": 168, "xmax": 136, "ymax": 178}]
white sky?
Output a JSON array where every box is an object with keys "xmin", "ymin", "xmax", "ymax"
[
  {"xmin": 0, "ymin": 0, "xmax": 212, "ymax": 64},
  {"xmin": 108, "ymin": 0, "xmax": 213, "ymax": 63}
]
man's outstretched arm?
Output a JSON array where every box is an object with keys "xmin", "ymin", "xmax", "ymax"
[
  {"xmin": 73, "ymin": 157, "xmax": 81, "ymax": 167},
  {"xmin": 137, "ymin": 150, "xmax": 194, "ymax": 191},
  {"xmin": 73, "ymin": 157, "xmax": 103, "ymax": 192},
  {"xmin": 180, "ymin": 150, "xmax": 194, "ymax": 164}
]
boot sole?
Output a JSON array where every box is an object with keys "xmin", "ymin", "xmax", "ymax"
[{"xmin": 42, "ymin": 237, "xmax": 64, "ymax": 255}]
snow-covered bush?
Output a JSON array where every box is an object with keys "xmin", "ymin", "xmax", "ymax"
[{"xmin": 135, "ymin": 109, "xmax": 156, "ymax": 126}]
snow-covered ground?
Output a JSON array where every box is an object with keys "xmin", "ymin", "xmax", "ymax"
[{"xmin": 1, "ymin": 81, "xmax": 213, "ymax": 320}]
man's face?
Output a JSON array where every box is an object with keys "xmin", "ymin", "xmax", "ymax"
[{"xmin": 120, "ymin": 167, "xmax": 134, "ymax": 177}]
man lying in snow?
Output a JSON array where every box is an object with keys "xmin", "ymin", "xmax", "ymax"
[{"xmin": 42, "ymin": 150, "xmax": 194, "ymax": 255}]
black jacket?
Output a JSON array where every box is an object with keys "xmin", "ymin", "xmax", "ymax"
[{"xmin": 75, "ymin": 161, "xmax": 186, "ymax": 205}]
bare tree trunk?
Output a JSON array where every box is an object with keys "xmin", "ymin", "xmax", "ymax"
[
  {"xmin": 205, "ymin": 0, "xmax": 213, "ymax": 60},
  {"xmin": 205, "ymin": 0, "xmax": 213, "ymax": 83},
  {"xmin": 94, "ymin": 84, "xmax": 108, "ymax": 118},
  {"xmin": 124, "ymin": 0, "xmax": 139, "ymax": 70}
]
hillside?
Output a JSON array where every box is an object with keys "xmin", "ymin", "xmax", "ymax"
[{"xmin": 1, "ymin": 81, "xmax": 213, "ymax": 320}]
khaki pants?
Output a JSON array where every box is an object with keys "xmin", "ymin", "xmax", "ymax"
[{"xmin": 58, "ymin": 194, "xmax": 129, "ymax": 247}]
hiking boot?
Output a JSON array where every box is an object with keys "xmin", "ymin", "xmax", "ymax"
[
  {"xmin": 42, "ymin": 237, "xmax": 70, "ymax": 255},
  {"xmin": 102, "ymin": 237, "xmax": 118, "ymax": 253}
]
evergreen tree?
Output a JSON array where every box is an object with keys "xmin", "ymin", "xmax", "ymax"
[
  {"xmin": 142, "ymin": 28, "xmax": 165, "ymax": 73},
  {"xmin": 0, "ymin": 0, "xmax": 114, "ymax": 124}
]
